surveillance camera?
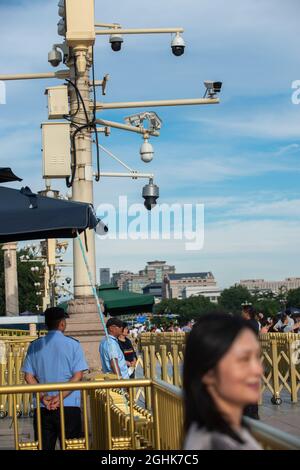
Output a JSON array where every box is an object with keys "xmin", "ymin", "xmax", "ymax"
[
  {"xmin": 142, "ymin": 179, "xmax": 159, "ymax": 210},
  {"xmin": 48, "ymin": 47, "xmax": 63, "ymax": 67},
  {"xmin": 171, "ymin": 33, "xmax": 185, "ymax": 57},
  {"xmin": 109, "ymin": 33, "xmax": 123, "ymax": 52},
  {"xmin": 59, "ymin": 257, "xmax": 63, "ymax": 262},
  {"xmin": 140, "ymin": 139, "xmax": 154, "ymax": 163},
  {"xmin": 57, "ymin": 18, "xmax": 66, "ymax": 37},
  {"xmin": 58, "ymin": 0, "xmax": 65, "ymax": 17},
  {"xmin": 66, "ymin": 277, "xmax": 72, "ymax": 284},
  {"xmin": 204, "ymin": 81, "xmax": 222, "ymax": 97}
]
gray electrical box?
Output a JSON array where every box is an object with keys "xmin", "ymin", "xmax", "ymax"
[
  {"xmin": 42, "ymin": 122, "xmax": 71, "ymax": 178},
  {"xmin": 45, "ymin": 85, "xmax": 69, "ymax": 119}
]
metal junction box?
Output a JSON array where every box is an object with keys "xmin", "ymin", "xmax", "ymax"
[
  {"xmin": 42, "ymin": 122, "xmax": 71, "ymax": 178},
  {"xmin": 65, "ymin": 0, "xmax": 95, "ymax": 46},
  {"xmin": 45, "ymin": 86, "xmax": 69, "ymax": 119}
]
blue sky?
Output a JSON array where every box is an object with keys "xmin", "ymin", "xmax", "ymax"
[{"xmin": 1, "ymin": 0, "xmax": 300, "ymax": 288}]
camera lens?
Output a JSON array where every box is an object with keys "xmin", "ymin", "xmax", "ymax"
[
  {"xmin": 111, "ymin": 42, "xmax": 122, "ymax": 52},
  {"xmin": 172, "ymin": 45, "xmax": 184, "ymax": 56}
]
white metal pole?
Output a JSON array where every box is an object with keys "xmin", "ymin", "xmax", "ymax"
[
  {"xmin": 68, "ymin": 47, "xmax": 96, "ymax": 298},
  {"xmin": 0, "ymin": 70, "xmax": 70, "ymax": 81},
  {"xmin": 2, "ymin": 243, "xmax": 19, "ymax": 316},
  {"xmin": 95, "ymin": 97, "xmax": 219, "ymax": 110},
  {"xmin": 95, "ymin": 27, "xmax": 184, "ymax": 35}
]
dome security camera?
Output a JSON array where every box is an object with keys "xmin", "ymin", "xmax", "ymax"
[
  {"xmin": 142, "ymin": 179, "xmax": 159, "ymax": 210},
  {"xmin": 140, "ymin": 139, "xmax": 154, "ymax": 163},
  {"xmin": 66, "ymin": 277, "xmax": 72, "ymax": 284},
  {"xmin": 109, "ymin": 33, "xmax": 123, "ymax": 52},
  {"xmin": 48, "ymin": 47, "xmax": 63, "ymax": 67},
  {"xmin": 171, "ymin": 33, "xmax": 185, "ymax": 57}
]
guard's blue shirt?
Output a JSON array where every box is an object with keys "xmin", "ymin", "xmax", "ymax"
[
  {"xmin": 22, "ymin": 330, "xmax": 88, "ymax": 407},
  {"xmin": 99, "ymin": 335, "xmax": 129, "ymax": 379}
]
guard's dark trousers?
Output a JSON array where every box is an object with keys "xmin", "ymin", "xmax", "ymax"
[{"xmin": 33, "ymin": 407, "xmax": 82, "ymax": 450}]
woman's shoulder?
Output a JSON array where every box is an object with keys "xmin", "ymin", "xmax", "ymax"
[{"xmin": 184, "ymin": 424, "xmax": 262, "ymax": 450}]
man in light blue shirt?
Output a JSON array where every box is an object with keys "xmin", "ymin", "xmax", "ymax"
[
  {"xmin": 22, "ymin": 307, "xmax": 88, "ymax": 450},
  {"xmin": 99, "ymin": 317, "xmax": 129, "ymax": 379}
]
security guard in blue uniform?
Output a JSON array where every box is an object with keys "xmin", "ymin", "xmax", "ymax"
[{"xmin": 22, "ymin": 307, "xmax": 88, "ymax": 450}]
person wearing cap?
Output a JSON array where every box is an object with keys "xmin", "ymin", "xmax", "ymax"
[
  {"xmin": 273, "ymin": 310, "xmax": 295, "ymax": 333},
  {"xmin": 99, "ymin": 317, "xmax": 130, "ymax": 379},
  {"xmin": 22, "ymin": 307, "xmax": 88, "ymax": 450}
]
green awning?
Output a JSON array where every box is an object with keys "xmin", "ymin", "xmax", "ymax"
[
  {"xmin": 59, "ymin": 284, "xmax": 154, "ymax": 316},
  {"xmin": 97, "ymin": 284, "xmax": 154, "ymax": 316}
]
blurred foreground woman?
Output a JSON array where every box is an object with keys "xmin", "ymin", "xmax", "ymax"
[{"xmin": 183, "ymin": 314, "xmax": 263, "ymax": 450}]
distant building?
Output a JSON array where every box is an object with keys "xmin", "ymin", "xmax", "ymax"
[
  {"xmin": 239, "ymin": 277, "xmax": 300, "ymax": 294},
  {"xmin": 111, "ymin": 271, "xmax": 134, "ymax": 290},
  {"xmin": 100, "ymin": 268, "xmax": 110, "ymax": 285},
  {"xmin": 112, "ymin": 261, "xmax": 176, "ymax": 293},
  {"xmin": 182, "ymin": 285, "xmax": 222, "ymax": 303},
  {"xmin": 164, "ymin": 272, "xmax": 217, "ymax": 300},
  {"xmin": 143, "ymin": 282, "xmax": 163, "ymax": 301}
]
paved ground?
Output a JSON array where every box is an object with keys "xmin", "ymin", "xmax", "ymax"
[
  {"xmin": 0, "ymin": 394, "xmax": 299, "ymax": 450},
  {"xmin": 259, "ymin": 391, "xmax": 300, "ymax": 437}
]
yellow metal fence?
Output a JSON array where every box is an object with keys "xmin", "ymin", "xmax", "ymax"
[
  {"xmin": 0, "ymin": 332, "xmax": 299, "ymax": 419},
  {"xmin": 0, "ymin": 378, "xmax": 300, "ymax": 450},
  {"xmin": 138, "ymin": 332, "xmax": 300, "ymax": 405}
]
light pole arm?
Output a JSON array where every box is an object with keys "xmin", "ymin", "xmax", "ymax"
[
  {"xmin": 95, "ymin": 118, "xmax": 159, "ymax": 136},
  {"xmin": 96, "ymin": 172, "xmax": 154, "ymax": 179},
  {"xmin": 95, "ymin": 97, "xmax": 219, "ymax": 110},
  {"xmin": 95, "ymin": 27, "xmax": 184, "ymax": 36},
  {"xmin": 0, "ymin": 70, "xmax": 70, "ymax": 81}
]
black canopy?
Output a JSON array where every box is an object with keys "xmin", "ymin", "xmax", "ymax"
[
  {"xmin": 0, "ymin": 186, "xmax": 98, "ymax": 242},
  {"xmin": 0, "ymin": 167, "xmax": 22, "ymax": 183}
]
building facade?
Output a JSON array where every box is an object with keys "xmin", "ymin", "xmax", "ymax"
[
  {"xmin": 182, "ymin": 285, "xmax": 222, "ymax": 303},
  {"xmin": 164, "ymin": 272, "xmax": 217, "ymax": 300},
  {"xmin": 239, "ymin": 277, "xmax": 300, "ymax": 294},
  {"xmin": 99, "ymin": 268, "xmax": 110, "ymax": 286},
  {"xmin": 112, "ymin": 261, "xmax": 176, "ymax": 294}
]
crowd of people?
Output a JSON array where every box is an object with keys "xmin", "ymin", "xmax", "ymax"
[{"xmin": 22, "ymin": 304, "xmax": 299, "ymax": 450}]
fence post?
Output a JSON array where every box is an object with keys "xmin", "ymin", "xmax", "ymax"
[
  {"xmin": 172, "ymin": 345, "xmax": 180, "ymax": 387},
  {"xmin": 288, "ymin": 339, "xmax": 298, "ymax": 403},
  {"xmin": 160, "ymin": 345, "xmax": 168, "ymax": 383},
  {"xmin": 143, "ymin": 346, "xmax": 152, "ymax": 410},
  {"xmin": 271, "ymin": 340, "xmax": 281, "ymax": 404}
]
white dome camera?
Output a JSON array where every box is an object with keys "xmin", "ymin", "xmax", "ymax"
[
  {"xmin": 171, "ymin": 33, "xmax": 185, "ymax": 56},
  {"xmin": 109, "ymin": 33, "xmax": 123, "ymax": 52},
  {"xmin": 48, "ymin": 47, "xmax": 62, "ymax": 67},
  {"xmin": 140, "ymin": 139, "xmax": 154, "ymax": 163}
]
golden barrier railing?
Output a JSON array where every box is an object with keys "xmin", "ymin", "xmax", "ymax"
[
  {"xmin": 1, "ymin": 378, "xmax": 300, "ymax": 450},
  {"xmin": 0, "ymin": 332, "xmax": 299, "ymax": 420},
  {"xmin": 138, "ymin": 333, "xmax": 300, "ymax": 405},
  {"xmin": 0, "ymin": 329, "xmax": 31, "ymax": 337},
  {"xmin": 0, "ymin": 337, "xmax": 36, "ymax": 418}
]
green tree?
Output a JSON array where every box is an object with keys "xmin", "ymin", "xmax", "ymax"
[
  {"xmin": 0, "ymin": 246, "xmax": 41, "ymax": 315},
  {"xmin": 287, "ymin": 288, "xmax": 300, "ymax": 309},
  {"xmin": 154, "ymin": 296, "xmax": 224, "ymax": 324},
  {"xmin": 253, "ymin": 298, "xmax": 279, "ymax": 317},
  {"xmin": 219, "ymin": 285, "xmax": 252, "ymax": 315}
]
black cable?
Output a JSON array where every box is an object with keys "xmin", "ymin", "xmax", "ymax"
[
  {"xmin": 91, "ymin": 46, "xmax": 100, "ymax": 182},
  {"xmin": 65, "ymin": 47, "xmax": 100, "ymax": 186},
  {"xmin": 64, "ymin": 79, "xmax": 80, "ymax": 118},
  {"xmin": 66, "ymin": 123, "xmax": 93, "ymax": 188}
]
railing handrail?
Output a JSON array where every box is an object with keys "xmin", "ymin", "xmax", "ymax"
[
  {"xmin": 152, "ymin": 380, "xmax": 300, "ymax": 451},
  {"xmin": 0, "ymin": 378, "xmax": 152, "ymax": 395},
  {"xmin": 243, "ymin": 417, "xmax": 300, "ymax": 450}
]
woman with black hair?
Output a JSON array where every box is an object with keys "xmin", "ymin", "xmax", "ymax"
[{"xmin": 183, "ymin": 313, "xmax": 263, "ymax": 450}]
